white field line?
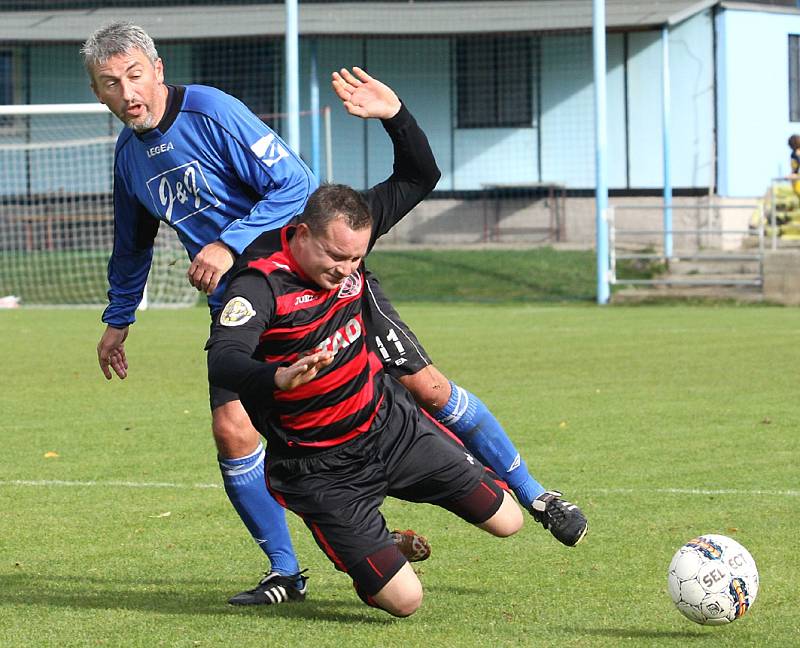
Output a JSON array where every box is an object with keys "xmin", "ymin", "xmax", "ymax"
[
  {"xmin": 0, "ymin": 480, "xmax": 797, "ymax": 498},
  {"xmin": 588, "ymin": 487, "xmax": 800, "ymax": 497},
  {"xmin": 0, "ymin": 479, "xmax": 220, "ymax": 489}
]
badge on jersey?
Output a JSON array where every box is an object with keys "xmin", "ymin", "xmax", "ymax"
[
  {"xmin": 250, "ymin": 133, "xmax": 290, "ymax": 168},
  {"xmin": 337, "ymin": 272, "xmax": 362, "ymax": 299},
  {"xmin": 219, "ymin": 296, "xmax": 256, "ymax": 327}
]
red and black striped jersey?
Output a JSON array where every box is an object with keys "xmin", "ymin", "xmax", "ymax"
[
  {"xmin": 207, "ymin": 104, "xmax": 441, "ymax": 453},
  {"xmin": 217, "ymin": 225, "xmax": 383, "ymax": 449}
]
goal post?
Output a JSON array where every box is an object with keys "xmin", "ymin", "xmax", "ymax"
[{"xmin": 0, "ymin": 102, "xmax": 198, "ymax": 309}]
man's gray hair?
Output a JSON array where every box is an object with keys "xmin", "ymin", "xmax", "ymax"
[{"xmin": 81, "ymin": 21, "xmax": 158, "ymax": 70}]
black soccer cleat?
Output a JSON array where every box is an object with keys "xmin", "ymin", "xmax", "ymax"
[
  {"xmin": 228, "ymin": 570, "xmax": 308, "ymax": 606},
  {"xmin": 391, "ymin": 529, "xmax": 431, "ymax": 562},
  {"xmin": 529, "ymin": 490, "xmax": 588, "ymax": 547}
]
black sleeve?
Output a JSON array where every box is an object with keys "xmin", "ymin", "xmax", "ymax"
[
  {"xmin": 135, "ymin": 204, "xmax": 160, "ymax": 250},
  {"xmin": 365, "ymin": 103, "xmax": 442, "ymax": 251},
  {"xmin": 206, "ymin": 271, "xmax": 281, "ymax": 398}
]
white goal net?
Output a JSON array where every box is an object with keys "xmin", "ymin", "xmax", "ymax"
[{"xmin": 0, "ymin": 103, "xmax": 197, "ymax": 308}]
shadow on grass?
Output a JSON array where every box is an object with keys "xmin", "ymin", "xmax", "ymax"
[
  {"xmin": 0, "ymin": 573, "xmax": 391, "ymax": 624},
  {"xmin": 577, "ymin": 627, "xmax": 705, "ymax": 640},
  {"xmin": 422, "ymin": 583, "xmax": 485, "ymax": 596}
]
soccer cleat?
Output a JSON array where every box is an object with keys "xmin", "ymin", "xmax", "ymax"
[
  {"xmin": 228, "ymin": 570, "xmax": 308, "ymax": 606},
  {"xmin": 529, "ymin": 490, "xmax": 588, "ymax": 547},
  {"xmin": 391, "ymin": 529, "xmax": 431, "ymax": 562}
]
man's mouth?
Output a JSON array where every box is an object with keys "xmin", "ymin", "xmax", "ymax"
[{"xmin": 125, "ymin": 104, "xmax": 144, "ymax": 117}]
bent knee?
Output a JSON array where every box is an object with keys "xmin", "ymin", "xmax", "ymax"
[
  {"xmin": 480, "ymin": 492, "xmax": 524, "ymax": 538},
  {"xmin": 369, "ymin": 560, "xmax": 423, "ymax": 617},
  {"xmin": 399, "ymin": 366, "xmax": 451, "ymax": 413},
  {"xmin": 380, "ymin": 583, "xmax": 423, "ymax": 618},
  {"xmin": 211, "ymin": 401, "xmax": 260, "ymax": 458}
]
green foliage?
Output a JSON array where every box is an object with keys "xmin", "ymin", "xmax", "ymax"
[
  {"xmin": 1, "ymin": 305, "xmax": 797, "ymax": 647},
  {"xmin": 613, "ymin": 248, "xmax": 668, "ymax": 281}
]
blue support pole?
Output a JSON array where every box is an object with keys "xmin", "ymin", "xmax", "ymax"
[
  {"xmin": 285, "ymin": 0, "xmax": 300, "ymax": 154},
  {"xmin": 310, "ymin": 41, "xmax": 321, "ymax": 180},
  {"xmin": 593, "ymin": 0, "xmax": 610, "ymax": 304},
  {"xmin": 662, "ymin": 25, "xmax": 673, "ymax": 259}
]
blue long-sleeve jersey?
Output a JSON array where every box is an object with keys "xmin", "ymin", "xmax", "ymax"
[{"xmin": 103, "ymin": 84, "xmax": 318, "ymax": 327}]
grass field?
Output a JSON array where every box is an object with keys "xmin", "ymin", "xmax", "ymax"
[
  {"xmin": 0, "ymin": 247, "xmax": 659, "ymax": 306},
  {"xmin": 1, "ymin": 303, "xmax": 797, "ymax": 647}
]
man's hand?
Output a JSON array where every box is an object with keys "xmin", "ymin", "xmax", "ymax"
[
  {"xmin": 97, "ymin": 325, "xmax": 129, "ymax": 380},
  {"xmin": 274, "ymin": 350, "xmax": 335, "ymax": 391},
  {"xmin": 188, "ymin": 241, "xmax": 235, "ymax": 295},
  {"xmin": 332, "ymin": 67, "xmax": 401, "ymax": 121}
]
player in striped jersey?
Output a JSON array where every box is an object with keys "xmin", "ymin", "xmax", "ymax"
[
  {"xmin": 86, "ymin": 20, "xmax": 583, "ymax": 607},
  {"xmin": 207, "ymin": 180, "xmax": 524, "ymax": 617}
]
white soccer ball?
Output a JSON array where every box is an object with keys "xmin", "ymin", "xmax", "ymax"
[{"xmin": 667, "ymin": 534, "xmax": 759, "ymax": 625}]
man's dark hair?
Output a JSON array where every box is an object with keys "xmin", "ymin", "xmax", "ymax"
[
  {"xmin": 298, "ymin": 184, "xmax": 372, "ymax": 234},
  {"xmin": 789, "ymin": 134, "xmax": 800, "ymax": 150}
]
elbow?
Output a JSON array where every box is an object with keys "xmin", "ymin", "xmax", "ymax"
[{"xmin": 424, "ymin": 165, "xmax": 442, "ymax": 194}]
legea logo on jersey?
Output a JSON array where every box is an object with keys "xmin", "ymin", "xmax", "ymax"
[
  {"xmin": 146, "ymin": 160, "xmax": 221, "ymax": 224},
  {"xmin": 250, "ymin": 133, "xmax": 290, "ymax": 168}
]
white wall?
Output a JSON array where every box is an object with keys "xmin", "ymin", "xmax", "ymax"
[
  {"xmin": 716, "ymin": 7, "xmax": 800, "ymax": 197},
  {"xmin": 627, "ymin": 11, "xmax": 715, "ymax": 190}
]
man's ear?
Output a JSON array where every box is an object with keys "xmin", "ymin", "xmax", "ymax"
[
  {"xmin": 154, "ymin": 57, "xmax": 164, "ymax": 84},
  {"xmin": 295, "ymin": 222, "xmax": 312, "ymax": 242},
  {"xmin": 89, "ymin": 77, "xmax": 102, "ymax": 103}
]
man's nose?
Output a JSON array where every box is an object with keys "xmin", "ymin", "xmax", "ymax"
[
  {"xmin": 336, "ymin": 261, "xmax": 356, "ymax": 278},
  {"xmin": 119, "ymin": 78, "xmax": 135, "ymax": 102}
]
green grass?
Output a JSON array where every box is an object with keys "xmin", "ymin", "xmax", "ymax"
[
  {"xmin": 2, "ymin": 248, "xmax": 603, "ymax": 306},
  {"xmin": 367, "ymin": 248, "xmax": 598, "ymax": 301},
  {"xmin": 1, "ymin": 247, "xmax": 665, "ymax": 307},
  {"xmin": 1, "ymin": 304, "xmax": 798, "ymax": 647}
]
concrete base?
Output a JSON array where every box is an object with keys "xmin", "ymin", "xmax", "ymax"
[
  {"xmin": 372, "ymin": 194, "xmax": 758, "ymax": 251},
  {"xmin": 763, "ymin": 250, "xmax": 800, "ymax": 305}
]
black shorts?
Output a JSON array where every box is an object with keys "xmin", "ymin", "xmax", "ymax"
[
  {"xmin": 266, "ymin": 377, "xmax": 506, "ymax": 596},
  {"xmin": 363, "ymin": 271, "xmax": 433, "ymax": 377}
]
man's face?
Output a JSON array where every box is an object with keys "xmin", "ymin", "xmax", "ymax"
[
  {"xmin": 292, "ymin": 218, "xmax": 370, "ymax": 291},
  {"xmin": 89, "ymin": 48, "xmax": 166, "ymax": 132}
]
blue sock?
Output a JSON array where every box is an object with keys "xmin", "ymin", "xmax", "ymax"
[
  {"xmin": 219, "ymin": 442, "xmax": 300, "ymax": 577},
  {"xmin": 434, "ymin": 381, "xmax": 545, "ymax": 508}
]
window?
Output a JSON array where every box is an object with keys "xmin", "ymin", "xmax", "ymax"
[
  {"xmin": 0, "ymin": 50, "xmax": 13, "ymax": 105},
  {"xmin": 790, "ymin": 35, "xmax": 800, "ymax": 122},
  {"xmin": 0, "ymin": 50, "xmax": 14, "ymax": 129},
  {"xmin": 456, "ymin": 36, "xmax": 533, "ymax": 128}
]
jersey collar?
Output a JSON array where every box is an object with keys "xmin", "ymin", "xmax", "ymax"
[{"xmin": 135, "ymin": 84, "xmax": 186, "ymax": 142}]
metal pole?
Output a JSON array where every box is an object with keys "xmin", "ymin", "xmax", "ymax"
[
  {"xmin": 285, "ymin": 0, "xmax": 300, "ymax": 153},
  {"xmin": 662, "ymin": 25, "xmax": 673, "ymax": 259},
  {"xmin": 324, "ymin": 105, "xmax": 333, "ymax": 182},
  {"xmin": 310, "ymin": 41, "xmax": 321, "ymax": 180},
  {"xmin": 593, "ymin": 0, "xmax": 610, "ymax": 304},
  {"xmin": 770, "ymin": 179, "xmax": 777, "ymax": 250}
]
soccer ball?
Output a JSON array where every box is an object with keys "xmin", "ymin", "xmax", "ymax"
[{"xmin": 667, "ymin": 534, "xmax": 759, "ymax": 625}]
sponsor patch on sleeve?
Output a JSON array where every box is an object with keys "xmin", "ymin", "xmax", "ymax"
[{"xmin": 219, "ymin": 296, "xmax": 256, "ymax": 327}]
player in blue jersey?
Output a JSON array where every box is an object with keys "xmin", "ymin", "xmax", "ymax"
[
  {"xmin": 83, "ymin": 22, "xmax": 318, "ymax": 605},
  {"xmin": 83, "ymin": 21, "xmax": 585, "ymax": 607},
  {"xmin": 83, "ymin": 22, "xmax": 433, "ymax": 607}
]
